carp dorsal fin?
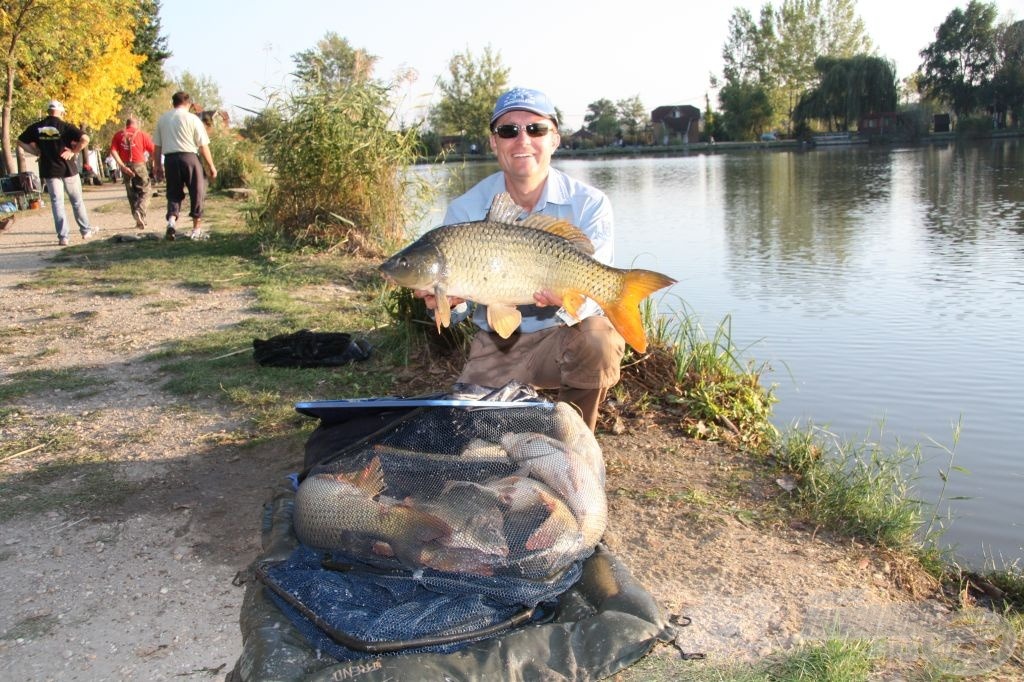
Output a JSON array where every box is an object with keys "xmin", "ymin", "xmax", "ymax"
[
  {"xmin": 519, "ymin": 215, "xmax": 595, "ymax": 255},
  {"xmin": 486, "ymin": 192, "xmax": 595, "ymax": 255},
  {"xmin": 486, "ymin": 192, "xmax": 526, "ymax": 224}
]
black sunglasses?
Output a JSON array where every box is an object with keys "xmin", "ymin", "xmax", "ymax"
[{"xmin": 492, "ymin": 122, "xmax": 555, "ymax": 139}]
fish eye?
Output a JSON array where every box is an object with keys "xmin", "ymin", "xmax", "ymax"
[{"xmin": 398, "ymin": 256, "xmax": 408, "ymax": 268}]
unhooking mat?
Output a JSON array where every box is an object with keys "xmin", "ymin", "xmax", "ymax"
[
  {"xmin": 228, "ymin": 387, "xmax": 681, "ymax": 680},
  {"xmin": 229, "ymin": 494, "xmax": 677, "ymax": 681}
]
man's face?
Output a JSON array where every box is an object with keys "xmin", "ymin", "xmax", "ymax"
[{"xmin": 489, "ymin": 111, "xmax": 560, "ymax": 183}]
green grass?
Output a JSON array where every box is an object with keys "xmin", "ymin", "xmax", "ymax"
[
  {"xmin": 14, "ymin": 195, "xmax": 405, "ymax": 436},
  {"xmin": 0, "ymin": 450, "xmax": 141, "ymax": 521},
  {"xmin": 638, "ymin": 297, "xmax": 779, "ymax": 451},
  {"xmin": 616, "ymin": 639, "xmax": 878, "ymax": 681},
  {"xmin": 0, "ymin": 368, "xmax": 111, "ymax": 403},
  {"xmin": 771, "ymin": 423, "xmax": 924, "ymax": 550}
]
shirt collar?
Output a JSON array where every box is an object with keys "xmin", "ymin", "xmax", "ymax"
[{"xmin": 538, "ymin": 167, "xmax": 570, "ymax": 210}]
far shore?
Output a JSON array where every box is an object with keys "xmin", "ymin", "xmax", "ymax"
[{"xmin": 426, "ymin": 127, "xmax": 1023, "ymax": 164}]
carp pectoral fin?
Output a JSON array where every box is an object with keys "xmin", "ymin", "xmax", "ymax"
[
  {"xmin": 487, "ymin": 304, "xmax": 522, "ymax": 339},
  {"xmin": 434, "ymin": 285, "xmax": 451, "ymax": 330},
  {"xmin": 599, "ymin": 269, "xmax": 677, "ymax": 354},
  {"xmin": 560, "ymin": 289, "xmax": 587, "ymax": 319}
]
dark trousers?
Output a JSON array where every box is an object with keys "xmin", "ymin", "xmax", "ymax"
[{"xmin": 163, "ymin": 152, "xmax": 206, "ymax": 221}]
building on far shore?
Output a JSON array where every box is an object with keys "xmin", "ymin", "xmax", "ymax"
[{"xmin": 651, "ymin": 105, "xmax": 701, "ymax": 145}]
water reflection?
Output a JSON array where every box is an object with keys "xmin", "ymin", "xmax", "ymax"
[{"xmin": 414, "ymin": 141, "xmax": 1024, "ymax": 566}]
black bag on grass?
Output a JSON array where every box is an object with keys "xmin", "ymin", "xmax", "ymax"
[{"xmin": 252, "ymin": 330, "xmax": 372, "ymax": 368}]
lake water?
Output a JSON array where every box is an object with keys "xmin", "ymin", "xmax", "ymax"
[{"xmin": 415, "ymin": 139, "xmax": 1024, "ymax": 568}]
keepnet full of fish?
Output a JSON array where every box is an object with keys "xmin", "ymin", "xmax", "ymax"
[{"xmin": 293, "ymin": 402, "xmax": 606, "ymax": 580}]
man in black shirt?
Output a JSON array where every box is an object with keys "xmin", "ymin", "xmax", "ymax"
[{"xmin": 17, "ymin": 100, "xmax": 98, "ymax": 245}]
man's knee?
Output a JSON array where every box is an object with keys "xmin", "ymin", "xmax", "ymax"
[{"xmin": 561, "ymin": 317, "xmax": 625, "ymax": 387}]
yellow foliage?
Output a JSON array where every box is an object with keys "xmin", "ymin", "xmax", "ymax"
[
  {"xmin": 63, "ymin": 28, "xmax": 145, "ymax": 129},
  {"xmin": 4, "ymin": 0, "xmax": 144, "ymax": 128}
]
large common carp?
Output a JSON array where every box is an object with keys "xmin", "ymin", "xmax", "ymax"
[{"xmin": 379, "ymin": 192, "xmax": 676, "ymax": 353}]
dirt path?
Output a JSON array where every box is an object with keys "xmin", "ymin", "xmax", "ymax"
[
  {"xmin": 0, "ymin": 185, "xmax": 1017, "ymax": 680},
  {"xmin": 0, "ymin": 186, "xmax": 290, "ymax": 680}
]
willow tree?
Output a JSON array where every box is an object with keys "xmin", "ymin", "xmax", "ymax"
[
  {"xmin": 1, "ymin": 0, "xmax": 144, "ymax": 174},
  {"xmin": 771, "ymin": 0, "xmax": 872, "ymax": 132},
  {"xmin": 794, "ymin": 55, "xmax": 897, "ymax": 131}
]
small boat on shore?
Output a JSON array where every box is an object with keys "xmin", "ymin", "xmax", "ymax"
[{"xmin": 811, "ymin": 132, "xmax": 868, "ymax": 146}]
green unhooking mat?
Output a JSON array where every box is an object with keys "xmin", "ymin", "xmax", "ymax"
[{"xmin": 228, "ymin": 491, "xmax": 678, "ymax": 681}]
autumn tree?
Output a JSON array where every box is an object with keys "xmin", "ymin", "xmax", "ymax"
[
  {"xmin": 430, "ymin": 45, "xmax": 509, "ymax": 149},
  {"xmin": 1, "ymin": 0, "xmax": 145, "ymax": 174}
]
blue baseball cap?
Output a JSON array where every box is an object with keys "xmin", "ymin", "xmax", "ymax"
[{"xmin": 490, "ymin": 88, "xmax": 558, "ymax": 128}]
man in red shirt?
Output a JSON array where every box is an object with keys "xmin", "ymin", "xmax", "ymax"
[{"xmin": 109, "ymin": 116, "xmax": 156, "ymax": 229}]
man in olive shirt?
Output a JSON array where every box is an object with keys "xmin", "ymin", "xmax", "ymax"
[{"xmin": 152, "ymin": 91, "xmax": 218, "ymax": 240}]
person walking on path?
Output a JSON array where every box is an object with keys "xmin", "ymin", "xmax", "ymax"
[
  {"xmin": 109, "ymin": 116, "xmax": 156, "ymax": 229},
  {"xmin": 152, "ymin": 91, "xmax": 217, "ymax": 240},
  {"xmin": 17, "ymin": 100, "xmax": 99, "ymax": 246}
]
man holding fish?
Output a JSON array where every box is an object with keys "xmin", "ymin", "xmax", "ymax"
[{"xmin": 381, "ymin": 88, "xmax": 675, "ymax": 431}]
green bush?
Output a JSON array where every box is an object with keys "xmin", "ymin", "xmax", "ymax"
[
  {"xmin": 956, "ymin": 114, "xmax": 996, "ymax": 137},
  {"xmin": 258, "ymin": 84, "xmax": 426, "ymax": 254},
  {"xmin": 207, "ymin": 131, "xmax": 270, "ymax": 193}
]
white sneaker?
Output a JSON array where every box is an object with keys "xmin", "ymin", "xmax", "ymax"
[
  {"xmin": 187, "ymin": 229, "xmax": 208, "ymax": 240},
  {"xmin": 82, "ymin": 227, "xmax": 97, "ymax": 240}
]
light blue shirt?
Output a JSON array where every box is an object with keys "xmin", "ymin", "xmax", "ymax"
[{"xmin": 442, "ymin": 167, "xmax": 615, "ymax": 333}]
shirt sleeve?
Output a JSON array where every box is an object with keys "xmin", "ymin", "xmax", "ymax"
[{"xmin": 574, "ymin": 193, "xmax": 614, "ymax": 266}]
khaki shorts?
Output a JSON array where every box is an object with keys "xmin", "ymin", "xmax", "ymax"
[{"xmin": 458, "ymin": 316, "xmax": 624, "ymax": 390}]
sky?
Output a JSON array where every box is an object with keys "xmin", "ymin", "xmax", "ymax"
[{"xmin": 161, "ymin": 0, "xmax": 1022, "ymax": 130}]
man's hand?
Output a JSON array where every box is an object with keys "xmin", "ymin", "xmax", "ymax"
[
  {"xmin": 413, "ymin": 289, "xmax": 465, "ymax": 310},
  {"xmin": 59, "ymin": 147, "xmax": 75, "ymax": 161},
  {"xmin": 533, "ymin": 289, "xmax": 563, "ymax": 307},
  {"xmin": 153, "ymin": 166, "xmax": 164, "ymax": 182}
]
